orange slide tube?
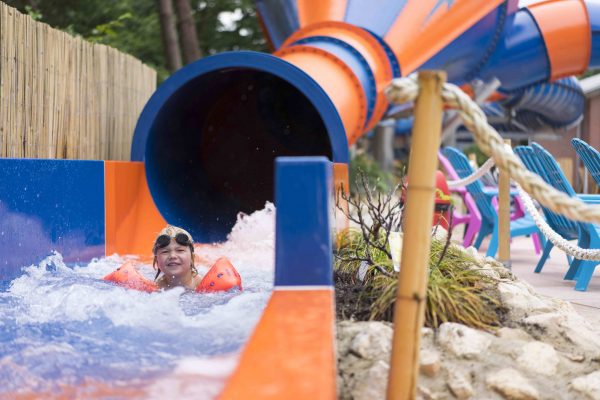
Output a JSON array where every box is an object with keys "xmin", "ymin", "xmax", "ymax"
[
  {"xmin": 528, "ymin": 0, "xmax": 591, "ymax": 80},
  {"xmin": 281, "ymin": 21, "xmax": 394, "ymax": 132}
]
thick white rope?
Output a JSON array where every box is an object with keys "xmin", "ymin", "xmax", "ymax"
[
  {"xmin": 385, "ymin": 75, "xmax": 600, "ymax": 226},
  {"xmin": 446, "ymin": 157, "xmax": 495, "ymax": 188},
  {"xmin": 515, "ymin": 182, "xmax": 600, "ymax": 260}
]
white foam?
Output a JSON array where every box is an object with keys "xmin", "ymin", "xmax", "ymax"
[
  {"xmin": 0, "ymin": 203, "xmax": 276, "ymax": 396},
  {"xmin": 198, "ymin": 202, "xmax": 275, "ymax": 272}
]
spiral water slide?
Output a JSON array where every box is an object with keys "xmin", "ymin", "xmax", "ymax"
[{"xmin": 132, "ymin": 0, "xmax": 600, "ymax": 246}]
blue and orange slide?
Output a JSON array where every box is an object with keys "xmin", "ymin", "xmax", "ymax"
[{"xmin": 2, "ymin": 0, "xmax": 600, "ymax": 397}]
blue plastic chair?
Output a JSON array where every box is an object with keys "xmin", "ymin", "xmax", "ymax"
[
  {"xmin": 529, "ymin": 142, "xmax": 600, "ymax": 291},
  {"xmin": 441, "ymin": 147, "xmax": 543, "ymax": 258},
  {"xmin": 572, "ymin": 138, "xmax": 600, "ymax": 187},
  {"xmin": 514, "ymin": 146, "xmax": 579, "ymax": 273}
]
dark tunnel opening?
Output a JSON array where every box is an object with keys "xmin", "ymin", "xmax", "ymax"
[{"xmin": 145, "ymin": 67, "xmax": 334, "ymax": 242}]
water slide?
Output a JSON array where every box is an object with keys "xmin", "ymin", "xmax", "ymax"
[
  {"xmin": 3, "ymin": 0, "xmax": 600, "ymax": 397},
  {"xmin": 131, "ymin": 0, "xmax": 600, "ymax": 246}
]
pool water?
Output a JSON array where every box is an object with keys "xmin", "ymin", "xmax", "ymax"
[{"xmin": 0, "ymin": 203, "xmax": 275, "ymax": 399}]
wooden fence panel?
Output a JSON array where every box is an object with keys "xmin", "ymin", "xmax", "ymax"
[{"xmin": 0, "ymin": 3, "xmax": 157, "ymax": 160}]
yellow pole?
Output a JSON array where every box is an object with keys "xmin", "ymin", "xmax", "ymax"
[
  {"xmin": 498, "ymin": 139, "xmax": 511, "ymax": 268},
  {"xmin": 386, "ymin": 71, "xmax": 446, "ymax": 400}
]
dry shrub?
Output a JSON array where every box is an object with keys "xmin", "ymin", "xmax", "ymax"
[{"xmin": 334, "ymin": 171, "xmax": 505, "ymax": 330}]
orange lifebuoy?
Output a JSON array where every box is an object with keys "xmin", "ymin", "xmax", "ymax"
[
  {"xmin": 196, "ymin": 257, "xmax": 243, "ymax": 293},
  {"xmin": 102, "ymin": 260, "xmax": 159, "ymax": 293},
  {"xmin": 102, "ymin": 257, "xmax": 242, "ymax": 293}
]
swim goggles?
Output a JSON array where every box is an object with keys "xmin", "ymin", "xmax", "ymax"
[{"xmin": 153, "ymin": 233, "xmax": 193, "ymax": 254}]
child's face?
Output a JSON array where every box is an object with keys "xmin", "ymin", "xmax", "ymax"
[{"xmin": 155, "ymin": 239, "xmax": 193, "ymax": 279}]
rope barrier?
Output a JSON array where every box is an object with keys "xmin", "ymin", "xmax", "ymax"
[
  {"xmin": 515, "ymin": 183, "xmax": 600, "ymax": 261},
  {"xmin": 385, "ymin": 75, "xmax": 600, "ymax": 226},
  {"xmin": 446, "ymin": 157, "xmax": 495, "ymax": 188}
]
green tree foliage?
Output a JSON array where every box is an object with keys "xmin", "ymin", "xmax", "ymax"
[
  {"xmin": 196, "ymin": 0, "xmax": 267, "ymax": 55},
  {"xmin": 5, "ymin": 0, "xmax": 268, "ymax": 82}
]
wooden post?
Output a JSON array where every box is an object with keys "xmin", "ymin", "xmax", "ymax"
[
  {"xmin": 468, "ymin": 152, "xmax": 478, "ymax": 167},
  {"xmin": 386, "ymin": 71, "xmax": 446, "ymax": 400},
  {"xmin": 498, "ymin": 139, "xmax": 511, "ymax": 268}
]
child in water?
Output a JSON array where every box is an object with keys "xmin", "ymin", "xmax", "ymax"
[
  {"xmin": 152, "ymin": 225, "xmax": 202, "ymax": 290},
  {"xmin": 103, "ymin": 225, "xmax": 242, "ymax": 292}
]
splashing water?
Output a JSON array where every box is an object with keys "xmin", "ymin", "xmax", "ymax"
[{"xmin": 0, "ymin": 203, "xmax": 275, "ymax": 399}]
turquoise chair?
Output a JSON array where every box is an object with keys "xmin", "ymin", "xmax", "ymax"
[
  {"xmin": 572, "ymin": 138, "xmax": 600, "ymax": 187},
  {"xmin": 514, "ymin": 146, "xmax": 580, "ymax": 273},
  {"xmin": 530, "ymin": 142, "xmax": 600, "ymax": 291},
  {"xmin": 441, "ymin": 147, "xmax": 543, "ymax": 258}
]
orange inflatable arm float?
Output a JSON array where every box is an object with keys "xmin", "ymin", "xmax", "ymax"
[
  {"xmin": 196, "ymin": 257, "xmax": 243, "ymax": 292},
  {"xmin": 102, "ymin": 260, "xmax": 159, "ymax": 293},
  {"xmin": 102, "ymin": 257, "xmax": 242, "ymax": 293}
]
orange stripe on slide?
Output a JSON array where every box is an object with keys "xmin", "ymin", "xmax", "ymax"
[
  {"xmin": 385, "ymin": 0, "xmax": 505, "ymax": 74},
  {"xmin": 276, "ymin": 45, "xmax": 367, "ymax": 144},
  {"xmin": 529, "ymin": 0, "xmax": 590, "ymax": 80},
  {"xmin": 282, "ymin": 21, "xmax": 393, "ymax": 132},
  {"xmin": 297, "ymin": 0, "xmax": 347, "ymax": 27},
  {"xmin": 105, "ymin": 161, "xmax": 167, "ymax": 258},
  {"xmin": 219, "ymin": 289, "xmax": 336, "ymax": 399}
]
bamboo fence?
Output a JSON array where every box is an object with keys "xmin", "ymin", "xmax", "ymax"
[{"xmin": 0, "ymin": 3, "xmax": 157, "ymax": 160}]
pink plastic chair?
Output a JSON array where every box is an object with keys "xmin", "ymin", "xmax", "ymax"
[{"xmin": 438, "ymin": 152, "xmax": 481, "ymax": 247}]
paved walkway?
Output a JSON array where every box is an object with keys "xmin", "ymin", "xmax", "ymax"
[{"xmin": 478, "ymin": 236, "xmax": 600, "ymax": 328}]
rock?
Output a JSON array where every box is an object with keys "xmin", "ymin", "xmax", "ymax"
[
  {"xmin": 350, "ymin": 359, "xmax": 389, "ymax": 400},
  {"xmin": 336, "ymin": 321, "xmax": 393, "ymax": 361},
  {"xmin": 571, "ymin": 371, "xmax": 600, "ymax": 400},
  {"xmin": 337, "ymin": 321, "xmax": 368, "ymax": 356},
  {"xmin": 481, "ymin": 257, "xmax": 514, "ymax": 279},
  {"xmin": 516, "ymin": 341, "xmax": 559, "ymax": 376},
  {"xmin": 437, "ymin": 323, "xmax": 493, "ymax": 359},
  {"xmin": 447, "ymin": 369, "xmax": 473, "ymax": 399},
  {"xmin": 464, "ymin": 246, "xmax": 480, "ymax": 260},
  {"xmin": 349, "ymin": 332, "xmax": 371, "ymax": 359},
  {"xmin": 422, "ymin": 327, "xmax": 434, "ymax": 341},
  {"xmin": 498, "ymin": 281, "xmax": 553, "ymax": 320},
  {"xmin": 486, "ymin": 368, "xmax": 539, "ymax": 400},
  {"xmin": 337, "ymin": 322, "xmax": 394, "ymax": 400},
  {"xmin": 417, "ymin": 385, "xmax": 434, "ymax": 400},
  {"xmin": 521, "ymin": 311, "xmax": 600, "ymax": 358},
  {"xmin": 419, "ymin": 349, "xmax": 441, "ymax": 377},
  {"xmin": 495, "ymin": 327, "xmax": 533, "ymax": 342},
  {"xmin": 417, "ymin": 385, "xmax": 446, "ymax": 400},
  {"xmin": 565, "ymin": 353, "xmax": 586, "ymax": 363},
  {"xmin": 484, "ymin": 256, "xmax": 504, "ymax": 267},
  {"xmin": 477, "ymin": 262, "xmax": 501, "ymax": 280},
  {"xmin": 348, "ymin": 322, "xmax": 392, "ymax": 360}
]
